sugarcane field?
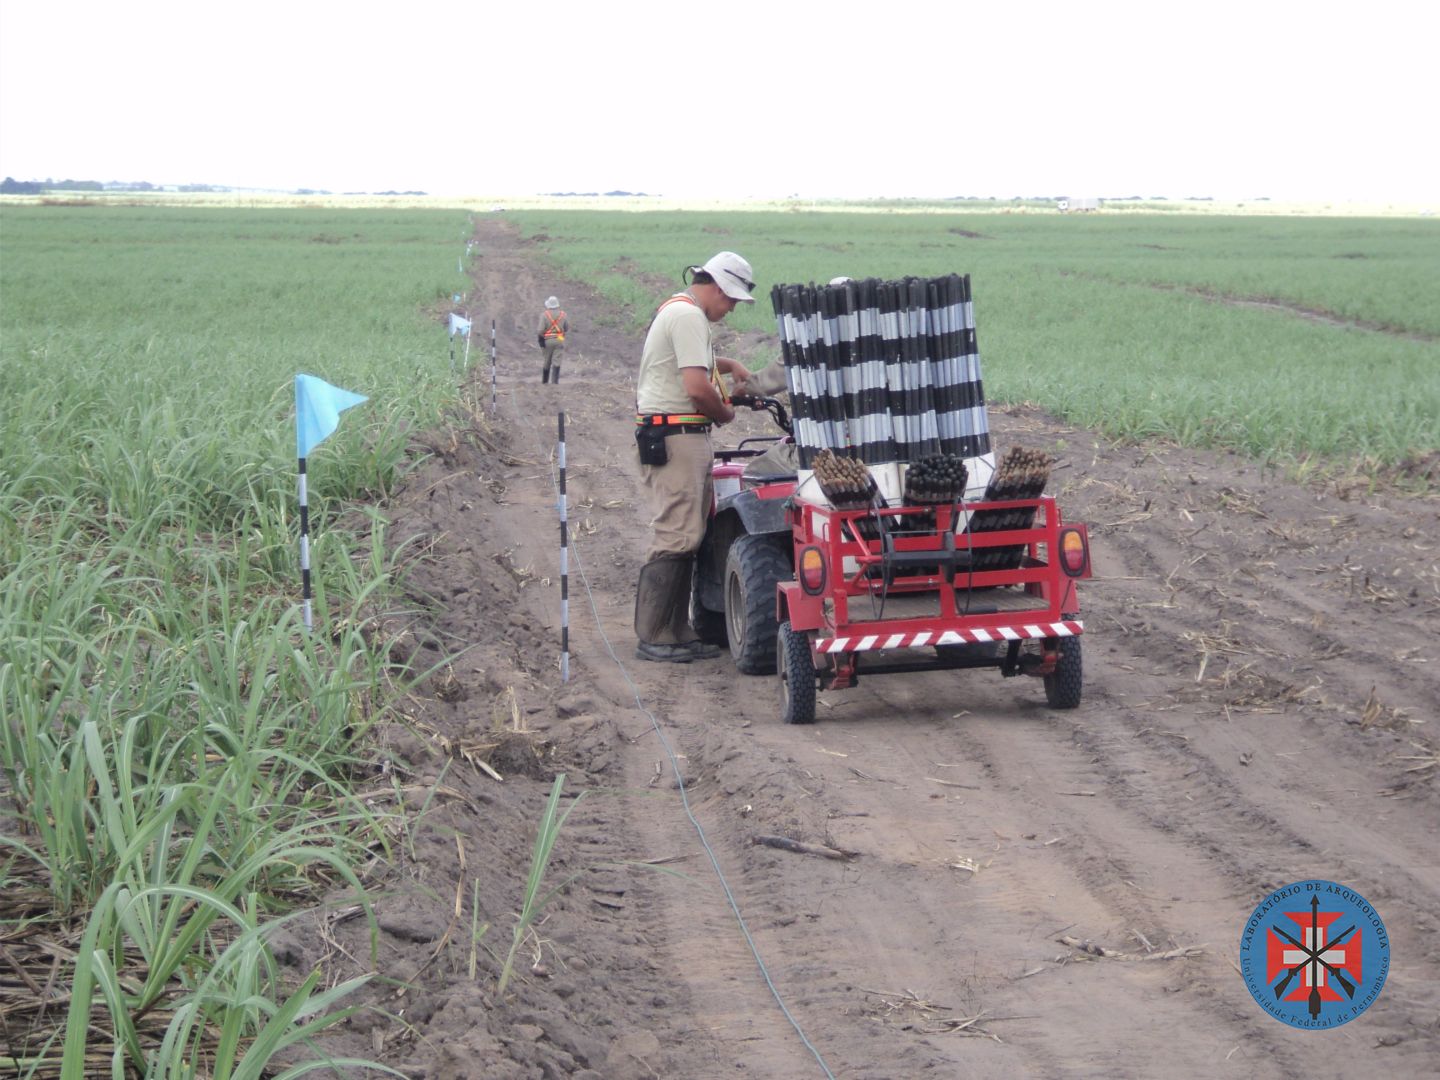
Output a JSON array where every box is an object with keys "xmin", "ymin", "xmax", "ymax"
[{"xmin": 2, "ymin": 198, "xmax": 1438, "ymax": 1080}]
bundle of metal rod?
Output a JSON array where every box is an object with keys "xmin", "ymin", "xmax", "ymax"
[
  {"xmin": 772, "ymin": 274, "xmax": 990, "ymax": 469},
  {"xmin": 811, "ymin": 448, "xmax": 880, "ymax": 507},
  {"xmin": 969, "ymin": 446, "xmax": 1053, "ymax": 570},
  {"xmin": 903, "ymin": 453, "xmax": 970, "ymax": 503},
  {"xmin": 982, "ymin": 446, "xmax": 1051, "ymax": 511},
  {"xmin": 811, "ymin": 448, "xmax": 885, "ymax": 539},
  {"xmin": 899, "ymin": 453, "xmax": 969, "ymax": 533}
]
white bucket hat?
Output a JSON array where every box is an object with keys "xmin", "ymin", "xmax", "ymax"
[
  {"xmin": 694, "ymin": 251, "xmax": 756, "ymax": 303},
  {"xmin": 544, "ymin": 296, "xmax": 560, "ymax": 309}
]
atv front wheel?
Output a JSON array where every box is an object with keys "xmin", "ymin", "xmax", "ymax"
[
  {"xmin": 725, "ymin": 534, "xmax": 790, "ymax": 675},
  {"xmin": 1043, "ymin": 635, "xmax": 1082, "ymax": 709},
  {"xmin": 778, "ymin": 621, "xmax": 817, "ymax": 724}
]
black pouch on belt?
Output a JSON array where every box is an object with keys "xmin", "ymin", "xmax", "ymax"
[{"xmin": 635, "ymin": 425, "xmax": 669, "ymax": 466}]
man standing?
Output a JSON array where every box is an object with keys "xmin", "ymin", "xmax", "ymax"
[
  {"xmin": 537, "ymin": 296, "xmax": 568, "ymax": 383},
  {"xmin": 632, "ymin": 252, "xmax": 755, "ymax": 663}
]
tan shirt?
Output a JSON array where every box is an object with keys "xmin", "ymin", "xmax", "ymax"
[
  {"xmin": 636, "ymin": 292, "xmax": 714, "ymax": 414},
  {"xmin": 538, "ymin": 310, "xmax": 568, "ymax": 338}
]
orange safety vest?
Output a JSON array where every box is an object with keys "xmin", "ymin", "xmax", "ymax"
[{"xmin": 542, "ymin": 310, "xmax": 566, "ymax": 342}]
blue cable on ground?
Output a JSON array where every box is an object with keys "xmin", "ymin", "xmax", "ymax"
[{"xmin": 510, "ymin": 389, "xmax": 837, "ymax": 1079}]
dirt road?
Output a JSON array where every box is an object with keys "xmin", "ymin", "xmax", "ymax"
[{"xmin": 311, "ymin": 219, "xmax": 1439, "ymax": 1079}]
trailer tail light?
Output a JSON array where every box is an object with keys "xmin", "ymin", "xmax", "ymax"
[
  {"xmin": 798, "ymin": 546, "xmax": 827, "ymax": 595},
  {"xmin": 1059, "ymin": 527, "xmax": 1088, "ymax": 577}
]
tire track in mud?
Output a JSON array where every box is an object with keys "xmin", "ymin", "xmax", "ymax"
[
  {"xmin": 682, "ymin": 685, "xmax": 1257, "ymax": 1079},
  {"xmin": 1094, "ymin": 488, "xmax": 1438, "ymax": 723},
  {"xmin": 393, "ymin": 219, "xmax": 1440, "ymax": 1078},
  {"xmin": 478, "ymin": 269, "xmax": 845, "ymax": 1074},
  {"xmin": 719, "ymin": 656, "xmax": 1437, "ymax": 1078}
]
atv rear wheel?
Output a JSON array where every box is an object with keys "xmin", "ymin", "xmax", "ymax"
[
  {"xmin": 725, "ymin": 533, "xmax": 790, "ymax": 675},
  {"xmin": 1043, "ymin": 635, "xmax": 1082, "ymax": 709},
  {"xmin": 778, "ymin": 621, "xmax": 816, "ymax": 724}
]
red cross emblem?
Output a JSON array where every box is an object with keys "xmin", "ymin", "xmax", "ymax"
[{"xmin": 1265, "ymin": 899, "xmax": 1364, "ymax": 1011}]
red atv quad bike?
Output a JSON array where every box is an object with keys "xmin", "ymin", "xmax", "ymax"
[{"xmin": 692, "ymin": 396, "xmax": 1092, "ymax": 724}]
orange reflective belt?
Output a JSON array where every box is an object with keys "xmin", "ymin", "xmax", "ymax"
[
  {"xmin": 636, "ymin": 413, "xmax": 709, "ymax": 426},
  {"xmin": 543, "ymin": 311, "xmax": 566, "ymax": 340}
]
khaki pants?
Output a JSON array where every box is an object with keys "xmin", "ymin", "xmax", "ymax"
[
  {"xmin": 639, "ymin": 431, "xmax": 713, "ymax": 561},
  {"xmin": 542, "ymin": 339, "xmax": 564, "ymax": 382}
]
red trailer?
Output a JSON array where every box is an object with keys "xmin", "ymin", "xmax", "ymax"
[{"xmin": 693, "ymin": 398, "xmax": 1092, "ymax": 724}]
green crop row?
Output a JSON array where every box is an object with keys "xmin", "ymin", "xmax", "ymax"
[
  {"xmin": 0, "ymin": 205, "xmax": 473, "ymax": 1076},
  {"xmin": 507, "ymin": 208, "xmax": 1439, "ymax": 472}
]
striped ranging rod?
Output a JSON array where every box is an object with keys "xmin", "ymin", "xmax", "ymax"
[
  {"xmin": 298, "ymin": 458, "xmax": 314, "ymax": 632},
  {"xmin": 771, "ymin": 274, "xmax": 990, "ymax": 469},
  {"xmin": 558, "ymin": 411, "xmax": 570, "ymax": 683},
  {"xmin": 490, "ymin": 319, "xmax": 498, "ymax": 411}
]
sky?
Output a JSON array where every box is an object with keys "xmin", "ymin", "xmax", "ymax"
[{"xmin": 1, "ymin": 0, "xmax": 1435, "ymax": 204}]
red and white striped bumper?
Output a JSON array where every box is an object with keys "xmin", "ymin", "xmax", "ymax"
[{"xmin": 817, "ymin": 620, "xmax": 1083, "ymax": 654}]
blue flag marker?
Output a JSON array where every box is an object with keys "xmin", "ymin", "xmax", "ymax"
[
  {"xmin": 448, "ymin": 312, "xmax": 472, "ymax": 338},
  {"xmin": 294, "ymin": 374, "xmax": 368, "ymax": 631},
  {"xmin": 296, "ymin": 373, "xmax": 368, "ymax": 459}
]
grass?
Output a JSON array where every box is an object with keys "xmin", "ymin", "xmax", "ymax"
[
  {"xmin": 0, "ymin": 204, "xmax": 475, "ymax": 1075},
  {"xmin": 497, "ymin": 775, "xmax": 584, "ymax": 996},
  {"xmin": 505, "ymin": 208, "xmax": 1440, "ymax": 475}
]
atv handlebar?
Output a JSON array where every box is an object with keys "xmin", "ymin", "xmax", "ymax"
[{"xmin": 730, "ymin": 394, "xmax": 791, "ymax": 435}]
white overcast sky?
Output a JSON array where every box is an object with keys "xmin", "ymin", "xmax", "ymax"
[{"xmin": 1, "ymin": 0, "xmax": 1434, "ymax": 202}]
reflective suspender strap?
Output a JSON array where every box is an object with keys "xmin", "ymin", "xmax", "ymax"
[
  {"xmin": 637, "ymin": 294, "xmax": 723, "ymax": 422},
  {"xmin": 656, "ymin": 294, "xmax": 725, "ymax": 399}
]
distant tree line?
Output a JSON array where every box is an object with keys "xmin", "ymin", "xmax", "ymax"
[
  {"xmin": 3, "ymin": 177, "xmax": 255, "ymax": 194},
  {"xmin": 2, "ymin": 177, "xmax": 104, "ymax": 193},
  {"xmin": 545, "ymin": 190, "xmax": 654, "ymax": 198}
]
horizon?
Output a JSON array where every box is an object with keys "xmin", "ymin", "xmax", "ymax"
[{"xmin": 3, "ymin": 175, "xmax": 1330, "ymax": 202}]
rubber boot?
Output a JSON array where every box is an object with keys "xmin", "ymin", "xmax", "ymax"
[
  {"xmin": 541, "ymin": 364, "xmax": 551, "ymax": 384},
  {"xmin": 550, "ymin": 363, "xmax": 561, "ymax": 385},
  {"xmin": 634, "ymin": 556, "xmax": 694, "ymax": 663},
  {"xmin": 668, "ymin": 555, "xmax": 719, "ymax": 659}
]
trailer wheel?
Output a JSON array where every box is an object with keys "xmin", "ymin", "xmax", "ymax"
[
  {"xmin": 1043, "ymin": 636, "xmax": 1083, "ymax": 709},
  {"xmin": 778, "ymin": 621, "xmax": 816, "ymax": 725},
  {"xmin": 725, "ymin": 533, "xmax": 790, "ymax": 675}
]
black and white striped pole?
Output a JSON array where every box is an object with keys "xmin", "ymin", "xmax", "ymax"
[
  {"xmin": 558, "ymin": 411, "xmax": 570, "ymax": 682},
  {"xmin": 298, "ymin": 457, "xmax": 314, "ymax": 633},
  {"xmin": 490, "ymin": 318, "xmax": 498, "ymax": 411}
]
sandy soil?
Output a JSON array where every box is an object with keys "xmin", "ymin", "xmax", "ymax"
[{"xmin": 299, "ymin": 219, "xmax": 1440, "ymax": 1079}]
